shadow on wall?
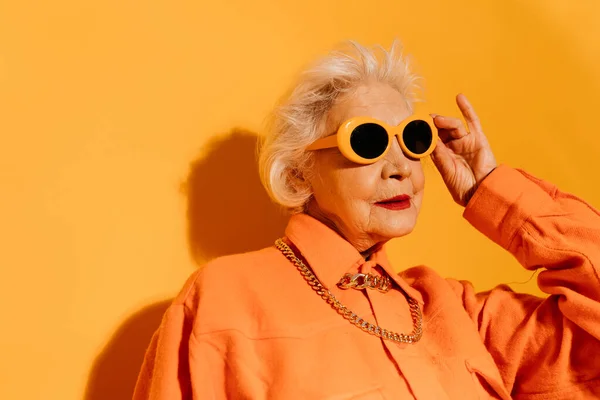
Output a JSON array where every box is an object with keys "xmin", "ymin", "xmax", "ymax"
[
  {"xmin": 84, "ymin": 129, "xmax": 289, "ymax": 400},
  {"xmin": 184, "ymin": 129, "xmax": 290, "ymax": 263},
  {"xmin": 84, "ymin": 300, "xmax": 172, "ymax": 400}
]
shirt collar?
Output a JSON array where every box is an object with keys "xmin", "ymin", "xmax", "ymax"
[
  {"xmin": 283, "ymin": 213, "xmax": 424, "ymax": 305},
  {"xmin": 369, "ymin": 244, "xmax": 424, "ymax": 305}
]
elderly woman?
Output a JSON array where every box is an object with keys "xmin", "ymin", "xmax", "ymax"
[{"xmin": 134, "ymin": 42, "xmax": 600, "ymax": 399}]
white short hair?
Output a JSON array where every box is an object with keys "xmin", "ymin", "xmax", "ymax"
[{"xmin": 258, "ymin": 40, "xmax": 421, "ymax": 213}]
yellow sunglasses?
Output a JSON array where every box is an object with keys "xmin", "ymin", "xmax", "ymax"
[{"xmin": 307, "ymin": 115, "xmax": 438, "ymax": 164}]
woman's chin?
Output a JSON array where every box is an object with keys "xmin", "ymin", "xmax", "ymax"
[
  {"xmin": 369, "ymin": 209, "xmax": 418, "ymax": 239},
  {"xmin": 372, "ymin": 220, "xmax": 417, "ymax": 240}
]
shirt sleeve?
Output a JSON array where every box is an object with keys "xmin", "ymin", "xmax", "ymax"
[
  {"xmin": 453, "ymin": 164, "xmax": 600, "ymax": 398},
  {"xmin": 132, "ymin": 304, "xmax": 193, "ymax": 399},
  {"xmin": 133, "ymin": 270, "xmax": 226, "ymax": 400}
]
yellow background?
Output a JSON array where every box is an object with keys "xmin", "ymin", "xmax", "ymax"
[{"xmin": 1, "ymin": 1, "xmax": 599, "ymax": 398}]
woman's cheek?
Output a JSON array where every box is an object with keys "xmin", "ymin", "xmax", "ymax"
[
  {"xmin": 411, "ymin": 164, "xmax": 426, "ymax": 192},
  {"xmin": 351, "ymin": 168, "xmax": 380, "ymax": 196}
]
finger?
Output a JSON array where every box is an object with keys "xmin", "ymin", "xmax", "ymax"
[
  {"xmin": 456, "ymin": 94, "xmax": 483, "ymax": 135},
  {"xmin": 430, "ymin": 140, "xmax": 455, "ymax": 181},
  {"xmin": 430, "ymin": 114, "xmax": 469, "ymax": 143}
]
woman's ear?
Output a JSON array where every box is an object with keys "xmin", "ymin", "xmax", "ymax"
[
  {"xmin": 288, "ymin": 167, "xmax": 313, "ymax": 202},
  {"xmin": 290, "ymin": 168, "xmax": 306, "ymax": 183}
]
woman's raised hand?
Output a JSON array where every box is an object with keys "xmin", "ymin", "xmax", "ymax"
[{"xmin": 430, "ymin": 94, "xmax": 498, "ymax": 206}]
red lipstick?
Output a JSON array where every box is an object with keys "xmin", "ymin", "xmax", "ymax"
[{"xmin": 375, "ymin": 195, "xmax": 411, "ymax": 211}]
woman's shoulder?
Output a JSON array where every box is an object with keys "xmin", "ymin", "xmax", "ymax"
[
  {"xmin": 173, "ymin": 245, "xmax": 283, "ymax": 302},
  {"xmin": 169, "ymin": 244, "xmax": 311, "ymax": 335},
  {"xmin": 203, "ymin": 245, "xmax": 284, "ymax": 276}
]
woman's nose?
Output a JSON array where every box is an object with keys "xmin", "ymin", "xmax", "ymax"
[{"xmin": 381, "ymin": 136, "xmax": 412, "ymax": 179}]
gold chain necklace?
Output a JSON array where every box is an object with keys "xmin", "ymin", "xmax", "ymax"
[{"xmin": 275, "ymin": 238, "xmax": 423, "ymax": 344}]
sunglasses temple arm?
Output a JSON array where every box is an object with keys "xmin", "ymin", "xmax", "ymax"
[{"xmin": 306, "ymin": 135, "xmax": 338, "ymax": 151}]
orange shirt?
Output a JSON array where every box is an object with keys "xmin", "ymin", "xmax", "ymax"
[{"xmin": 134, "ymin": 165, "xmax": 600, "ymax": 399}]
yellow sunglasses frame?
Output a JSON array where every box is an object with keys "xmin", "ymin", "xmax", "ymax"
[{"xmin": 307, "ymin": 115, "xmax": 438, "ymax": 164}]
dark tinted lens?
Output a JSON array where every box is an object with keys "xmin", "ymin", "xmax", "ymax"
[
  {"xmin": 350, "ymin": 123, "xmax": 389, "ymax": 159},
  {"xmin": 403, "ymin": 120, "xmax": 433, "ymax": 155}
]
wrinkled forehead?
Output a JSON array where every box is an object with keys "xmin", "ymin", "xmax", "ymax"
[{"xmin": 325, "ymin": 84, "xmax": 411, "ymax": 132}]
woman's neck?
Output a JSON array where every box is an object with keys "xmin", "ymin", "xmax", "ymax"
[
  {"xmin": 361, "ymin": 242, "xmax": 384, "ymax": 260},
  {"xmin": 304, "ymin": 204, "xmax": 386, "ymax": 259}
]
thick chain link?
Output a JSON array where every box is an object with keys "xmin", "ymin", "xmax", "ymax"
[
  {"xmin": 337, "ymin": 272, "xmax": 392, "ymax": 293},
  {"xmin": 275, "ymin": 238, "xmax": 423, "ymax": 344}
]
